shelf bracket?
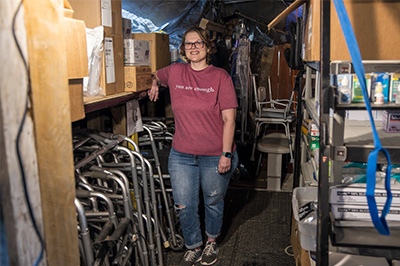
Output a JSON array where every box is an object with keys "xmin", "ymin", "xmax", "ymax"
[{"xmin": 333, "ymin": 146, "xmax": 347, "ymax": 161}]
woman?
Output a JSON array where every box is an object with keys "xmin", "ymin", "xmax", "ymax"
[{"xmin": 148, "ymin": 26, "xmax": 238, "ymax": 266}]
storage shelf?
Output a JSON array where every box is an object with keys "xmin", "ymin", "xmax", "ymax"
[
  {"xmin": 304, "ymin": 2, "xmax": 400, "ymax": 265},
  {"xmin": 336, "ymin": 102, "xmax": 400, "ymax": 111},
  {"xmin": 331, "ymin": 60, "xmax": 400, "ymax": 73},
  {"xmin": 331, "ymin": 220, "xmax": 400, "ymax": 249},
  {"xmin": 344, "ymin": 120, "xmax": 400, "ymax": 163},
  {"xmin": 83, "ymin": 91, "xmax": 143, "ymax": 113}
]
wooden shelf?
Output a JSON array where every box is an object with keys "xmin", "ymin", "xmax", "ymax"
[{"xmin": 83, "ymin": 91, "xmax": 143, "ymax": 113}]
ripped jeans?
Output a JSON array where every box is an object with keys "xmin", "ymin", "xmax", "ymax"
[{"xmin": 168, "ymin": 147, "xmax": 239, "ymax": 249}]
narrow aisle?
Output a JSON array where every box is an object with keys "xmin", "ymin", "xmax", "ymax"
[{"xmin": 164, "ymin": 188, "xmax": 295, "ymax": 266}]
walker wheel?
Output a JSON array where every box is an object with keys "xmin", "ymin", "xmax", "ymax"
[{"xmin": 168, "ymin": 234, "xmax": 185, "ymax": 251}]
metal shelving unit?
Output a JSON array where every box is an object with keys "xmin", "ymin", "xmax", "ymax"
[{"xmin": 304, "ymin": 2, "xmax": 400, "ymax": 265}]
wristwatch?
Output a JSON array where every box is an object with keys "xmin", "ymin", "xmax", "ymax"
[{"xmin": 222, "ymin": 152, "xmax": 232, "ymax": 158}]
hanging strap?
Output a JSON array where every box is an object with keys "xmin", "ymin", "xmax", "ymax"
[{"xmin": 332, "ymin": 0, "xmax": 392, "ymax": 235}]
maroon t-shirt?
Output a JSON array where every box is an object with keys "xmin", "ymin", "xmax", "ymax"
[{"xmin": 157, "ymin": 63, "xmax": 238, "ymax": 156}]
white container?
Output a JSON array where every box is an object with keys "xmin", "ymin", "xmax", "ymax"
[
  {"xmin": 374, "ymin": 82, "xmax": 384, "ymax": 104},
  {"xmin": 338, "ymin": 75, "xmax": 351, "ymax": 104},
  {"xmin": 292, "ymin": 187, "xmax": 318, "ymax": 251}
]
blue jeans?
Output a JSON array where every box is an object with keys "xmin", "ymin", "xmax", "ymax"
[{"xmin": 168, "ymin": 148, "xmax": 239, "ymax": 249}]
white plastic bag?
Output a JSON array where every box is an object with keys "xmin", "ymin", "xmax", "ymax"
[{"xmin": 83, "ymin": 26, "xmax": 105, "ymax": 97}]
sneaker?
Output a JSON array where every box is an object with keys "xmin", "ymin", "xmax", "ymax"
[
  {"xmin": 179, "ymin": 249, "xmax": 202, "ymax": 266},
  {"xmin": 201, "ymin": 242, "xmax": 219, "ymax": 265}
]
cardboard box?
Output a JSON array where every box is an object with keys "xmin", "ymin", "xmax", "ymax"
[
  {"xmin": 352, "ymin": 74, "xmax": 371, "ymax": 103},
  {"xmin": 64, "ymin": 18, "xmax": 89, "ymax": 79},
  {"xmin": 382, "ymin": 110, "xmax": 400, "ymax": 133},
  {"xmin": 124, "ymin": 66, "xmax": 152, "ymax": 92},
  {"xmin": 307, "ymin": 134, "xmax": 319, "ymax": 150},
  {"xmin": 390, "ymin": 73, "xmax": 400, "ymax": 102},
  {"xmin": 290, "ymin": 217, "xmax": 311, "ymax": 266},
  {"xmin": 331, "ymin": 203, "xmax": 400, "ymax": 221},
  {"xmin": 132, "ymin": 33, "xmax": 170, "ymax": 72},
  {"xmin": 308, "ymin": 121, "xmax": 319, "ymax": 137},
  {"xmin": 303, "ymin": 1, "xmax": 400, "ymax": 61},
  {"xmin": 68, "ymin": 0, "xmax": 122, "ymax": 36},
  {"xmin": 63, "ymin": 17, "xmax": 87, "ymax": 121},
  {"xmin": 69, "ymin": 79, "xmax": 85, "ymax": 122},
  {"xmin": 64, "ymin": 8, "xmax": 74, "ymax": 18},
  {"xmin": 69, "ymin": 0, "xmax": 124, "ymax": 96},
  {"xmin": 124, "ymin": 39, "xmax": 151, "ymax": 66},
  {"xmin": 99, "ymin": 34, "xmax": 125, "ymax": 95},
  {"xmin": 330, "ymin": 183, "xmax": 400, "ymax": 206}
]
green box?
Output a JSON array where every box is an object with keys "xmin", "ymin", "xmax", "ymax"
[
  {"xmin": 308, "ymin": 134, "xmax": 319, "ymax": 149},
  {"xmin": 352, "ymin": 74, "xmax": 371, "ymax": 103}
]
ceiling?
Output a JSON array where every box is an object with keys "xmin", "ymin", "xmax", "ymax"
[{"xmin": 121, "ymin": 0, "xmax": 301, "ymax": 45}]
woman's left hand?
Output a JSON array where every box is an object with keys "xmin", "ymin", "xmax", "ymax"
[
  {"xmin": 218, "ymin": 156, "xmax": 231, "ymax": 173},
  {"xmin": 148, "ymin": 83, "xmax": 159, "ymax": 102}
]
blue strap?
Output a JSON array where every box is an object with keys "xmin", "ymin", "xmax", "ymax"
[{"xmin": 333, "ymin": 0, "xmax": 392, "ymax": 235}]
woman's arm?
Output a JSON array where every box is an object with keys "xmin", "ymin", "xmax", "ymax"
[{"xmin": 218, "ymin": 108, "xmax": 236, "ymax": 173}]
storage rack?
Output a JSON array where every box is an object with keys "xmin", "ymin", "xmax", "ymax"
[{"xmin": 298, "ymin": 1, "xmax": 400, "ymax": 265}]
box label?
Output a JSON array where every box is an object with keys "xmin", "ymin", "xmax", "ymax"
[
  {"xmin": 390, "ymin": 73, "xmax": 400, "ymax": 102},
  {"xmin": 124, "ymin": 39, "xmax": 150, "ymax": 65},
  {"xmin": 104, "ymin": 37, "xmax": 115, "ymax": 84},
  {"xmin": 383, "ymin": 110, "xmax": 400, "ymax": 132},
  {"xmin": 101, "ymin": 0, "xmax": 112, "ymax": 27},
  {"xmin": 126, "ymin": 99, "xmax": 143, "ymax": 136}
]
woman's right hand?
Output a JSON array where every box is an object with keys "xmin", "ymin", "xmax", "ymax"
[{"xmin": 148, "ymin": 81, "xmax": 159, "ymax": 102}]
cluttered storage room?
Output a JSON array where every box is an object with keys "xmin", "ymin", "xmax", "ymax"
[{"xmin": 2, "ymin": 0, "xmax": 400, "ymax": 265}]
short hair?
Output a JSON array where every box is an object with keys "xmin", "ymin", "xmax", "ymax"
[{"xmin": 179, "ymin": 27, "xmax": 216, "ymax": 64}]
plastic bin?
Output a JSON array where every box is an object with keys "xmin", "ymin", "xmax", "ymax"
[{"xmin": 292, "ymin": 187, "xmax": 318, "ymax": 251}]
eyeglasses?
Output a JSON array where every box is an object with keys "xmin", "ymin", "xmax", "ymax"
[{"xmin": 184, "ymin": 41, "xmax": 205, "ymax": 50}]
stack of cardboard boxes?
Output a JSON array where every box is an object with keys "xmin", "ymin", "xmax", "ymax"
[
  {"xmin": 122, "ymin": 18, "xmax": 152, "ymax": 92},
  {"xmin": 123, "ymin": 20, "xmax": 171, "ymax": 92},
  {"xmin": 69, "ymin": 0, "xmax": 124, "ymax": 96},
  {"xmin": 64, "ymin": 0, "xmax": 172, "ymax": 120}
]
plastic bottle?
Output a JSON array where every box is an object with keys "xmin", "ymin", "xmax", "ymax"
[
  {"xmin": 374, "ymin": 82, "xmax": 384, "ymax": 104},
  {"xmin": 396, "ymin": 84, "xmax": 400, "ymax": 104},
  {"xmin": 338, "ymin": 76, "xmax": 351, "ymax": 104}
]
